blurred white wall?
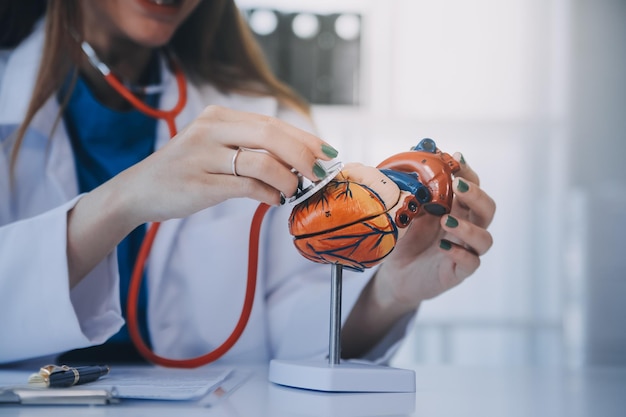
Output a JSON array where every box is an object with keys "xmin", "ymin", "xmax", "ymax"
[
  {"xmin": 566, "ymin": 0, "xmax": 626, "ymax": 367},
  {"xmin": 237, "ymin": 0, "xmax": 626, "ymax": 368}
]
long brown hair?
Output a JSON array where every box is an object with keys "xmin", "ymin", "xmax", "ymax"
[{"xmin": 3, "ymin": 0, "xmax": 309, "ymax": 173}]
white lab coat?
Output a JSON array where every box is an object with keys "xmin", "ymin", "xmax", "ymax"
[{"xmin": 0, "ymin": 24, "xmax": 413, "ymax": 365}]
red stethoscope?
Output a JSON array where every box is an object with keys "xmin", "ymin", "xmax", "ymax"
[{"xmin": 81, "ymin": 42, "xmax": 269, "ymax": 368}]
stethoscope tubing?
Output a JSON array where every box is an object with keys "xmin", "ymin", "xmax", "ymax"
[{"xmin": 94, "ymin": 52, "xmax": 263, "ymax": 368}]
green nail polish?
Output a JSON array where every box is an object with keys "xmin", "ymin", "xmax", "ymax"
[
  {"xmin": 460, "ymin": 154, "xmax": 466, "ymax": 165},
  {"xmin": 313, "ymin": 162, "xmax": 328, "ymax": 179},
  {"xmin": 457, "ymin": 179, "xmax": 469, "ymax": 193},
  {"xmin": 440, "ymin": 240, "xmax": 452, "ymax": 250},
  {"xmin": 445, "ymin": 215, "xmax": 458, "ymax": 228},
  {"xmin": 322, "ymin": 143, "xmax": 339, "ymax": 158}
]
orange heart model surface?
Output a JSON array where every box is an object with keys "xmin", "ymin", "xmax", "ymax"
[
  {"xmin": 289, "ymin": 170, "xmax": 398, "ymax": 271},
  {"xmin": 289, "ymin": 138, "xmax": 461, "ymax": 271}
]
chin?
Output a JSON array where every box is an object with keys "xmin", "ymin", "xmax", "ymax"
[
  {"xmin": 133, "ymin": 0, "xmax": 196, "ymax": 22},
  {"xmin": 131, "ymin": 26, "xmax": 178, "ymax": 47},
  {"xmin": 127, "ymin": 0, "xmax": 199, "ymax": 46}
]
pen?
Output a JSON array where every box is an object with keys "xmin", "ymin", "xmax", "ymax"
[{"xmin": 28, "ymin": 364, "xmax": 110, "ymax": 388}]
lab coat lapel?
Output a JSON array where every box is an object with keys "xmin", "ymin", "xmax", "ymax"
[
  {"xmin": 0, "ymin": 23, "xmax": 78, "ymax": 210},
  {"xmin": 39, "ymin": 98, "xmax": 79, "ymax": 202},
  {"xmin": 0, "ymin": 21, "xmax": 44, "ymax": 125}
]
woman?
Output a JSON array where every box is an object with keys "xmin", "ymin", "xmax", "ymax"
[{"xmin": 0, "ymin": 0, "xmax": 495, "ymax": 365}]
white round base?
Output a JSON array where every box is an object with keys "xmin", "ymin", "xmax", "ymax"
[{"xmin": 268, "ymin": 359, "xmax": 416, "ymax": 393}]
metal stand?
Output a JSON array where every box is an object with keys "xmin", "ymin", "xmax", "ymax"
[
  {"xmin": 268, "ymin": 264, "xmax": 416, "ymax": 392},
  {"xmin": 329, "ymin": 263, "xmax": 343, "ymax": 365}
]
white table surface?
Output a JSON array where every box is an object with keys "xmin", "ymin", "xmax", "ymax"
[{"xmin": 1, "ymin": 363, "xmax": 625, "ymax": 417}]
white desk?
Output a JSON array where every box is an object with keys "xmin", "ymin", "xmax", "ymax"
[{"xmin": 1, "ymin": 364, "xmax": 625, "ymax": 417}]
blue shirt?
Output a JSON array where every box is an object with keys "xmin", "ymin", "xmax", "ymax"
[{"xmin": 61, "ymin": 67, "xmax": 161, "ymax": 347}]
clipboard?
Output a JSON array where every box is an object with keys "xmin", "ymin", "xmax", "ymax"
[
  {"xmin": 0, "ymin": 387, "xmax": 116, "ymax": 405},
  {"xmin": 1, "ymin": 365, "xmax": 232, "ymax": 405}
]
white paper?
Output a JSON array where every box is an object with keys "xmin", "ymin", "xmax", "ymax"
[{"xmin": 90, "ymin": 365, "xmax": 232, "ymax": 401}]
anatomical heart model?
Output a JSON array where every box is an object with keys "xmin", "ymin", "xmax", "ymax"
[
  {"xmin": 288, "ymin": 138, "xmax": 461, "ymax": 271},
  {"xmin": 270, "ymin": 138, "xmax": 461, "ymax": 392}
]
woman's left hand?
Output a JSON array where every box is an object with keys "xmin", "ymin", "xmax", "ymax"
[
  {"xmin": 339, "ymin": 153, "xmax": 495, "ymax": 358},
  {"xmin": 373, "ymin": 153, "xmax": 496, "ymax": 311}
]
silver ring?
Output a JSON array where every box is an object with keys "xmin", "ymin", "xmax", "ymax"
[{"xmin": 231, "ymin": 148, "xmax": 244, "ymax": 177}]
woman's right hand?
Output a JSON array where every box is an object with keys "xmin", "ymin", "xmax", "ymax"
[
  {"xmin": 117, "ymin": 105, "xmax": 338, "ymax": 224},
  {"xmin": 67, "ymin": 105, "xmax": 337, "ymax": 285}
]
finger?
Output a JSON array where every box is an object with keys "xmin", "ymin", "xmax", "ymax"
[
  {"xmin": 170, "ymin": 142, "xmax": 297, "ymax": 198},
  {"xmin": 200, "ymin": 106, "xmax": 338, "ymax": 181},
  {"xmin": 340, "ymin": 163, "xmax": 402, "ymax": 208},
  {"xmin": 201, "ymin": 174, "xmax": 285, "ymax": 206},
  {"xmin": 452, "ymin": 177, "xmax": 496, "ymax": 228},
  {"xmin": 438, "ymin": 239, "xmax": 481, "ymax": 281},
  {"xmin": 232, "ymin": 148, "xmax": 300, "ymax": 197},
  {"xmin": 452, "ymin": 152, "xmax": 479, "ymax": 186},
  {"xmin": 441, "ymin": 214, "xmax": 494, "ymax": 256}
]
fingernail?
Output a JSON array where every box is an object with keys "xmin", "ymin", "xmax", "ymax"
[
  {"xmin": 313, "ymin": 161, "xmax": 328, "ymax": 179},
  {"xmin": 440, "ymin": 239, "xmax": 452, "ymax": 250},
  {"xmin": 459, "ymin": 154, "xmax": 466, "ymax": 165},
  {"xmin": 445, "ymin": 215, "xmax": 458, "ymax": 228},
  {"xmin": 321, "ymin": 143, "xmax": 339, "ymax": 158},
  {"xmin": 457, "ymin": 179, "xmax": 469, "ymax": 193},
  {"xmin": 279, "ymin": 192, "xmax": 286, "ymax": 205}
]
